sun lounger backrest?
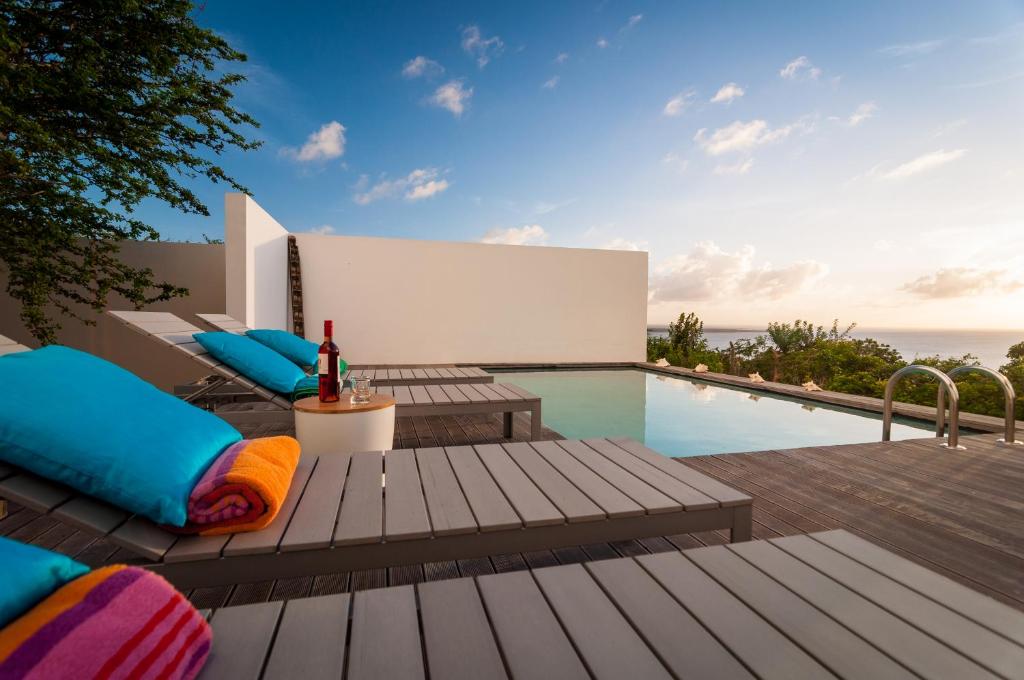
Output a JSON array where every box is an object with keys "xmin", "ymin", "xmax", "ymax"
[
  {"xmin": 0, "ymin": 334, "xmax": 32, "ymax": 356},
  {"xmin": 195, "ymin": 313, "xmax": 248, "ymax": 334},
  {"xmin": 106, "ymin": 311, "xmax": 293, "ymax": 409}
]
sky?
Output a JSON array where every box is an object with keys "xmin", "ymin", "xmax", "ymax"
[{"xmin": 143, "ymin": 1, "xmax": 1024, "ymax": 330}]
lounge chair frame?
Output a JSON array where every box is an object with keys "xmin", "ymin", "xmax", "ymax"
[
  {"xmin": 0, "ymin": 438, "xmax": 752, "ymax": 589},
  {"xmin": 107, "ymin": 311, "xmax": 541, "ymax": 438}
]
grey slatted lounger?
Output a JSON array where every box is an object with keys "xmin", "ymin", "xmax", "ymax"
[
  {"xmin": 195, "ymin": 312, "xmax": 495, "ymax": 387},
  {"xmin": 107, "ymin": 311, "xmax": 541, "ymax": 439},
  {"xmin": 0, "ymin": 438, "xmax": 752, "ymax": 589},
  {"xmin": 198, "ymin": 529, "xmax": 1024, "ymax": 680}
]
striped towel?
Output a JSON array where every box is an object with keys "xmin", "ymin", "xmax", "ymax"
[
  {"xmin": 0, "ymin": 566, "xmax": 210, "ymax": 679},
  {"xmin": 178, "ymin": 436, "xmax": 300, "ymax": 535}
]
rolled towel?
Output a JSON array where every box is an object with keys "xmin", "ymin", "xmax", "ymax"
[
  {"xmin": 654, "ymin": 358, "xmax": 670, "ymax": 367},
  {"xmin": 0, "ymin": 565, "xmax": 211, "ymax": 680},
  {"xmin": 802, "ymin": 380, "xmax": 823, "ymax": 392},
  {"xmin": 177, "ymin": 436, "xmax": 301, "ymax": 535},
  {"xmin": 694, "ymin": 363, "xmax": 709, "ymax": 373},
  {"xmin": 748, "ymin": 372, "xmax": 765, "ymax": 383}
]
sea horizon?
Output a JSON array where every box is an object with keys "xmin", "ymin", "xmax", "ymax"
[{"xmin": 647, "ymin": 326, "xmax": 1024, "ymax": 369}]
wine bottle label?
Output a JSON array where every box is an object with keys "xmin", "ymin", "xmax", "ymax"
[{"xmin": 318, "ymin": 353, "xmax": 329, "ymax": 375}]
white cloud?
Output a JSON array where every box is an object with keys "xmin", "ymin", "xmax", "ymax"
[
  {"xmin": 282, "ymin": 121, "xmax": 346, "ymax": 162},
  {"xmin": 879, "ymin": 40, "xmax": 944, "ymax": 57},
  {"xmin": 623, "ymin": 14, "xmax": 643, "ymax": 30},
  {"xmin": 661, "ymin": 152, "xmax": 688, "ymax": 172},
  {"xmin": 307, "ymin": 225, "xmax": 335, "ymax": 235},
  {"xmin": 662, "ymin": 89, "xmax": 696, "ymax": 116},
  {"xmin": 710, "ymin": 82, "xmax": 744, "ymax": 104},
  {"xmin": 542, "ymin": 75, "xmax": 560, "ymax": 90},
  {"xmin": 406, "ymin": 179, "xmax": 450, "ymax": 201},
  {"xmin": 650, "ymin": 241, "xmax": 828, "ymax": 302},
  {"xmin": 878, "ymin": 148, "xmax": 966, "ymax": 180},
  {"xmin": 601, "ymin": 238, "xmax": 647, "ymax": 252},
  {"xmin": 902, "ymin": 267, "xmax": 1022, "ymax": 299},
  {"xmin": 402, "ymin": 56, "xmax": 443, "ymax": 78},
  {"xmin": 779, "ymin": 56, "xmax": 821, "ymax": 80},
  {"xmin": 554, "ymin": 52, "xmax": 569, "ymax": 64},
  {"xmin": 847, "ymin": 101, "xmax": 878, "ymax": 126},
  {"xmin": 596, "ymin": 37, "xmax": 609, "ymax": 48},
  {"xmin": 353, "ymin": 167, "xmax": 450, "ymax": 205},
  {"xmin": 713, "ymin": 158, "xmax": 754, "ymax": 175},
  {"xmin": 461, "ymin": 25, "xmax": 504, "ymax": 68},
  {"xmin": 694, "ymin": 119, "xmax": 799, "ymax": 156},
  {"xmin": 480, "ymin": 224, "xmax": 548, "ymax": 246},
  {"xmin": 429, "ymin": 80, "xmax": 472, "ymax": 117}
]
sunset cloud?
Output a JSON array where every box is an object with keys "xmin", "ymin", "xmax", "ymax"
[
  {"xmin": 694, "ymin": 119, "xmax": 798, "ymax": 155},
  {"xmin": 901, "ymin": 267, "xmax": 1022, "ymax": 298},
  {"xmin": 650, "ymin": 241, "xmax": 828, "ymax": 302},
  {"xmin": 879, "ymin": 148, "xmax": 966, "ymax": 179},
  {"xmin": 480, "ymin": 224, "xmax": 548, "ymax": 246}
]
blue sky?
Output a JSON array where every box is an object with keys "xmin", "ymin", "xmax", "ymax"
[{"xmin": 145, "ymin": 1, "xmax": 1024, "ymax": 328}]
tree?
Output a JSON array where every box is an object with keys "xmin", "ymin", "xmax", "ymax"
[
  {"xmin": 0, "ymin": 0, "xmax": 260, "ymax": 343},
  {"xmin": 668, "ymin": 312, "xmax": 707, "ymax": 355}
]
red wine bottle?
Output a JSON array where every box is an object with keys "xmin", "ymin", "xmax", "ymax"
[{"xmin": 318, "ymin": 320, "xmax": 340, "ymax": 402}]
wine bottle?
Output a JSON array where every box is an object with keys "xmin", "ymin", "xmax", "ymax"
[{"xmin": 318, "ymin": 320, "xmax": 340, "ymax": 402}]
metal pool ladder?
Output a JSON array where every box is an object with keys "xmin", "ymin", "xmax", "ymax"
[
  {"xmin": 882, "ymin": 365, "xmax": 965, "ymax": 450},
  {"xmin": 937, "ymin": 366, "xmax": 1023, "ymax": 447}
]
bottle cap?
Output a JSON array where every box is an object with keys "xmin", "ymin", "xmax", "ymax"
[{"xmin": 324, "ymin": 319, "xmax": 333, "ymax": 336}]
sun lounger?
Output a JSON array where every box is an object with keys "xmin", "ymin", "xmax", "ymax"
[
  {"xmin": 0, "ymin": 438, "xmax": 752, "ymax": 589},
  {"xmin": 0, "ymin": 334, "xmax": 30, "ymax": 356},
  {"xmin": 195, "ymin": 313, "xmax": 494, "ymax": 386},
  {"xmin": 108, "ymin": 311, "xmax": 540, "ymax": 438},
  {"xmin": 197, "ymin": 528, "xmax": 1024, "ymax": 680}
]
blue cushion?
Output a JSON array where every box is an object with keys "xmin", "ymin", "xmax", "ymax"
[
  {"xmin": 0, "ymin": 537, "xmax": 90, "ymax": 627},
  {"xmin": 246, "ymin": 329, "xmax": 319, "ymax": 368},
  {"xmin": 193, "ymin": 332, "xmax": 306, "ymax": 395},
  {"xmin": 0, "ymin": 346, "xmax": 242, "ymax": 526}
]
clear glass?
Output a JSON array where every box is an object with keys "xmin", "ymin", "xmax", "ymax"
[{"xmin": 351, "ymin": 376, "xmax": 372, "ymax": 404}]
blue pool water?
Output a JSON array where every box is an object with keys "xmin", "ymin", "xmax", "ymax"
[{"xmin": 495, "ymin": 369, "xmax": 935, "ymax": 457}]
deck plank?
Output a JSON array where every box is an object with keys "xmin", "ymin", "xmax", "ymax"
[
  {"xmin": 415, "ymin": 447, "xmax": 478, "ymax": 536},
  {"xmin": 418, "ymin": 577, "xmax": 508, "ymax": 679},
  {"xmin": 348, "ymin": 585, "xmax": 424, "ymax": 680},
  {"xmin": 262, "ymin": 594, "xmax": 350, "ymax": 680},
  {"xmin": 445, "ymin": 446, "xmax": 521, "ymax": 531},
  {"xmin": 474, "ymin": 444, "xmax": 564, "ymax": 527},
  {"xmin": 334, "ymin": 453, "xmax": 384, "ymax": 546},
  {"xmin": 383, "ymin": 449, "xmax": 432, "ymax": 541}
]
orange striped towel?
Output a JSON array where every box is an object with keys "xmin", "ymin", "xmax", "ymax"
[
  {"xmin": 175, "ymin": 436, "xmax": 300, "ymax": 536},
  {"xmin": 0, "ymin": 566, "xmax": 211, "ymax": 679}
]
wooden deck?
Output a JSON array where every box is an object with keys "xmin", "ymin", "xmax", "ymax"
[{"xmin": 2, "ymin": 412, "xmax": 1022, "ymax": 614}]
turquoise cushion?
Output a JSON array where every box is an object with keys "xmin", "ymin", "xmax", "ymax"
[
  {"xmin": 246, "ymin": 329, "xmax": 319, "ymax": 368},
  {"xmin": 0, "ymin": 346, "xmax": 242, "ymax": 526},
  {"xmin": 193, "ymin": 332, "xmax": 306, "ymax": 395},
  {"xmin": 0, "ymin": 537, "xmax": 90, "ymax": 627}
]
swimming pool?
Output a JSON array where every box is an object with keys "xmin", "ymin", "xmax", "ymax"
[{"xmin": 494, "ymin": 369, "xmax": 936, "ymax": 457}]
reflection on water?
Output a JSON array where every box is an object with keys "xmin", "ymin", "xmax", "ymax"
[{"xmin": 495, "ymin": 369, "xmax": 933, "ymax": 458}]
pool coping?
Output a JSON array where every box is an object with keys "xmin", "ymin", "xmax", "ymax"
[{"xmin": 481, "ymin": 361, "xmax": 1019, "ymax": 435}]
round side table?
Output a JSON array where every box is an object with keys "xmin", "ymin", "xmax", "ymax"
[{"xmin": 293, "ymin": 394, "xmax": 396, "ymax": 456}]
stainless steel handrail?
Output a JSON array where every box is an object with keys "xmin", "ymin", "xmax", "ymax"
[
  {"xmin": 883, "ymin": 365, "xmax": 964, "ymax": 449},
  {"xmin": 937, "ymin": 366, "xmax": 1022, "ymax": 446}
]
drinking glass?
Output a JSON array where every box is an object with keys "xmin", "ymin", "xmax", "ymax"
[{"xmin": 351, "ymin": 376, "xmax": 372, "ymax": 404}]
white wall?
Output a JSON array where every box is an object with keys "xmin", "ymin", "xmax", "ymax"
[
  {"xmin": 224, "ymin": 194, "xmax": 289, "ymax": 330},
  {"xmin": 226, "ymin": 194, "xmax": 648, "ymax": 364},
  {"xmin": 295, "ymin": 233, "xmax": 647, "ymax": 364}
]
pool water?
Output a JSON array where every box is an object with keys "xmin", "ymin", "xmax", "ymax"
[{"xmin": 494, "ymin": 369, "xmax": 935, "ymax": 457}]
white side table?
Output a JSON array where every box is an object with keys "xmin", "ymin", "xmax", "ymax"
[{"xmin": 293, "ymin": 394, "xmax": 396, "ymax": 456}]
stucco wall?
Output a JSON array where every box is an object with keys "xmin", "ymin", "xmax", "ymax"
[
  {"xmin": 224, "ymin": 193, "xmax": 289, "ymax": 331},
  {"xmin": 292, "ymin": 232, "xmax": 648, "ymax": 364},
  {"xmin": 0, "ymin": 241, "xmax": 225, "ymax": 391}
]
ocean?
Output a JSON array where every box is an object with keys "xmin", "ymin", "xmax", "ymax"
[{"xmin": 646, "ymin": 327, "xmax": 1024, "ymax": 369}]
